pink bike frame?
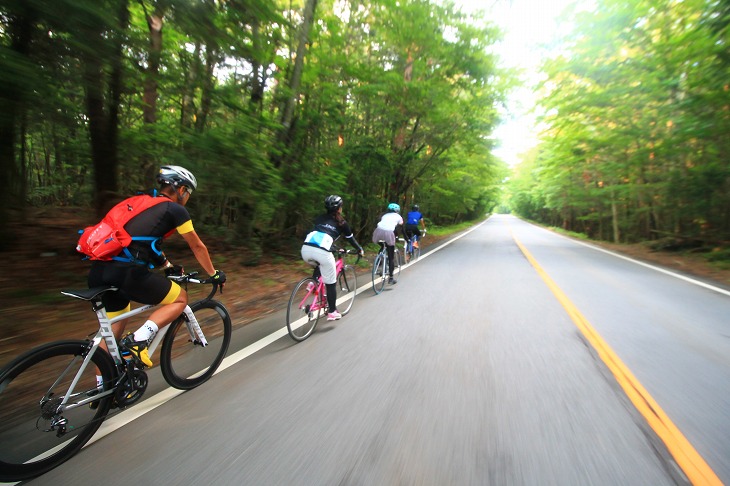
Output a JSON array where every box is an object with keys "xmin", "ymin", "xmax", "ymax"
[{"xmin": 298, "ymin": 253, "xmax": 346, "ymax": 312}]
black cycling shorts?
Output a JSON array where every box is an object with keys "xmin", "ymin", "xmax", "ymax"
[
  {"xmin": 88, "ymin": 261, "xmax": 175, "ymax": 313},
  {"xmin": 404, "ymin": 224, "xmax": 421, "ymax": 238}
]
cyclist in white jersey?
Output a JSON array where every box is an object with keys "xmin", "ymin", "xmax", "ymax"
[{"xmin": 371, "ymin": 202, "xmax": 404, "ymax": 284}]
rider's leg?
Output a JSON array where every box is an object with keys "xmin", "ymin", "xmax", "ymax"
[
  {"xmin": 326, "ymin": 283, "xmax": 337, "ymax": 312},
  {"xmin": 121, "ymin": 279, "xmax": 187, "ymax": 367},
  {"xmin": 139, "ymin": 286, "xmax": 188, "ymax": 339},
  {"xmin": 387, "ymin": 244, "xmax": 395, "ymax": 276},
  {"xmin": 303, "ymin": 246, "xmax": 339, "ymax": 317}
]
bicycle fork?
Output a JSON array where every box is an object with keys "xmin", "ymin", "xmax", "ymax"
[{"xmin": 184, "ymin": 306, "xmax": 208, "ymax": 346}]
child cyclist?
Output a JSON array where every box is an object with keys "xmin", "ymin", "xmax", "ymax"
[{"xmin": 300, "ymin": 195, "xmax": 364, "ymax": 321}]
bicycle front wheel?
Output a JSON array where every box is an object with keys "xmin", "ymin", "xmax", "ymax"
[
  {"xmin": 338, "ymin": 265, "xmax": 358, "ymax": 315},
  {"xmin": 0, "ymin": 340, "xmax": 115, "ymax": 482},
  {"xmin": 286, "ymin": 278, "xmax": 322, "ymax": 341},
  {"xmin": 372, "ymin": 253, "xmax": 387, "ymax": 294},
  {"xmin": 160, "ymin": 300, "xmax": 232, "ymax": 390}
]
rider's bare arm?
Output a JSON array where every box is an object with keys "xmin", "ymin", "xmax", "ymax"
[{"xmin": 181, "ymin": 230, "xmax": 216, "ymax": 276}]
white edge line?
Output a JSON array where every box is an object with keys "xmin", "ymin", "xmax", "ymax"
[
  {"xmin": 84, "ymin": 218, "xmax": 491, "ymax": 446},
  {"xmin": 569, "ymin": 237, "xmax": 730, "ymax": 298}
]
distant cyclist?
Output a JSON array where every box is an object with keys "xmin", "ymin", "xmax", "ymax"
[
  {"xmin": 405, "ymin": 204, "xmax": 426, "ymax": 248},
  {"xmin": 301, "ymin": 195, "xmax": 364, "ymax": 321},
  {"xmin": 87, "ymin": 165, "xmax": 226, "ymax": 374},
  {"xmin": 372, "ymin": 202, "xmax": 404, "ymax": 284}
]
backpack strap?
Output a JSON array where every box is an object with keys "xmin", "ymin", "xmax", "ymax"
[{"xmin": 111, "ymin": 236, "xmax": 163, "ymax": 268}]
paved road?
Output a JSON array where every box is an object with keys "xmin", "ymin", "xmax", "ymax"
[{"xmin": 24, "ymin": 215, "xmax": 730, "ymax": 485}]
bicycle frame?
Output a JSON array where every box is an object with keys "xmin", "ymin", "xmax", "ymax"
[
  {"xmin": 0, "ymin": 274, "xmax": 230, "ymax": 482},
  {"xmin": 297, "ymin": 254, "xmax": 347, "ymax": 313},
  {"xmin": 406, "ymin": 234, "xmax": 416, "ymax": 256},
  {"xmin": 56, "ymin": 290, "xmax": 205, "ymax": 412}
]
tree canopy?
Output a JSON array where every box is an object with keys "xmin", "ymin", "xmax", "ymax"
[
  {"xmin": 0, "ymin": 0, "xmax": 510, "ymax": 251},
  {"xmin": 509, "ymin": 0, "xmax": 730, "ymax": 247}
]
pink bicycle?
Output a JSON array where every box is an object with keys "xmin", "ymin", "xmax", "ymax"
[{"xmin": 286, "ymin": 248, "xmax": 361, "ymax": 342}]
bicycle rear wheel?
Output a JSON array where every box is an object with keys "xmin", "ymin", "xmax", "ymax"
[
  {"xmin": 160, "ymin": 300, "xmax": 232, "ymax": 390},
  {"xmin": 371, "ymin": 252, "xmax": 387, "ymax": 294},
  {"xmin": 286, "ymin": 278, "xmax": 323, "ymax": 341},
  {"xmin": 393, "ymin": 249, "xmax": 402, "ymax": 280},
  {"xmin": 338, "ymin": 265, "xmax": 358, "ymax": 315},
  {"xmin": 0, "ymin": 340, "xmax": 115, "ymax": 482}
]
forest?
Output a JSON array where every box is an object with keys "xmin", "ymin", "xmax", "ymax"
[
  {"xmin": 4, "ymin": 0, "xmax": 730, "ymax": 261},
  {"xmin": 0, "ymin": 0, "xmax": 510, "ymax": 254},
  {"xmin": 508, "ymin": 0, "xmax": 730, "ymax": 254}
]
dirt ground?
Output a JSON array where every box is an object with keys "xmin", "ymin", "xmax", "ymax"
[{"xmin": 1, "ymin": 208, "xmax": 728, "ymax": 368}]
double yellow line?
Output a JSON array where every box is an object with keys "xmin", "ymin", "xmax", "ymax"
[{"xmin": 512, "ymin": 233, "xmax": 722, "ymax": 486}]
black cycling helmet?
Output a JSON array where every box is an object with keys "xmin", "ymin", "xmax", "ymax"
[
  {"xmin": 157, "ymin": 165, "xmax": 198, "ymax": 191},
  {"xmin": 412, "ymin": 204, "xmax": 420, "ymax": 211},
  {"xmin": 324, "ymin": 194, "xmax": 343, "ymax": 212}
]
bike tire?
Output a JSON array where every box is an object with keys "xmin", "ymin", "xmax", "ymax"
[
  {"xmin": 0, "ymin": 340, "xmax": 115, "ymax": 482},
  {"xmin": 372, "ymin": 252, "xmax": 387, "ymax": 294},
  {"xmin": 338, "ymin": 265, "xmax": 358, "ymax": 315},
  {"xmin": 413, "ymin": 243, "xmax": 420, "ymax": 261},
  {"xmin": 286, "ymin": 277, "xmax": 322, "ymax": 341},
  {"xmin": 160, "ymin": 300, "xmax": 232, "ymax": 390}
]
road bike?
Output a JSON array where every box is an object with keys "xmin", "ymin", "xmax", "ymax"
[
  {"xmin": 286, "ymin": 249, "xmax": 361, "ymax": 342},
  {"xmin": 404, "ymin": 229, "xmax": 426, "ymax": 263},
  {"xmin": 371, "ymin": 238, "xmax": 403, "ymax": 294},
  {"xmin": 0, "ymin": 272, "xmax": 231, "ymax": 482}
]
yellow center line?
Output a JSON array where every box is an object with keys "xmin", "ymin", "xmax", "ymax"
[{"xmin": 511, "ymin": 231, "xmax": 722, "ymax": 486}]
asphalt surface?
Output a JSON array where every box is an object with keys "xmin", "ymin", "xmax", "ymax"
[{"xmin": 20, "ymin": 214, "xmax": 730, "ymax": 485}]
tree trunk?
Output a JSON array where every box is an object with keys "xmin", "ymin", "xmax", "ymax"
[
  {"xmin": 181, "ymin": 43, "xmax": 201, "ymax": 130},
  {"xmin": 274, "ymin": 0, "xmax": 318, "ymax": 167},
  {"xmin": 195, "ymin": 46, "xmax": 217, "ymax": 133},
  {"xmin": 0, "ymin": 6, "xmax": 36, "ymax": 247},
  {"xmin": 142, "ymin": 9, "xmax": 162, "ymax": 125},
  {"xmin": 611, "ymin": 191, "xmax": 620, "ymax": 243},
  {"xmin": 249, "ymin": 21, "xmax": 264, "ymax": 112},
  {"xmin": 141, "ymin": 5, "xmax": 164, "ymax": 180},
  {"xmin": 83, "ymin": 0, "xmax": 129, "ymax": 215}
]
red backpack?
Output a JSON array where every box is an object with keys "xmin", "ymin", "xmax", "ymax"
[{"xmin": 76, "ymin": 194, "xmax": 168, "ymax": 262}]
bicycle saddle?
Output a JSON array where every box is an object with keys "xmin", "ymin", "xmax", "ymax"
[{"xmin": 61, "ymin": 286, "xmax": 118, "ymax": 301}]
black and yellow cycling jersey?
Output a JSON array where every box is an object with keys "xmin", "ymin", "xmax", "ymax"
[
  {"xmin": 122, "ymin": 196, "xmax": 193, "ymax": 267},
  {"xmin": 88, "ymin": 196, "xmax": 192, "ymax": 313}
]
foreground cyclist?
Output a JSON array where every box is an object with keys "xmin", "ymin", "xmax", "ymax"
[
  {"xmin": 301, "ymin": 195, "xmax": 364, "ymax": 321},
  {"xmin": 372, "ymin": 202, "xmax": 405, "ymax": 284},
  {"xmin": 87, "ymin": 165, "xmax": 226, "ymax": 375}
]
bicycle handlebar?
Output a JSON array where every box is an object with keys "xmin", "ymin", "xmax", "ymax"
[
  {"xmin": 167, "ymin": 271, "xmax": 223, "ymax": 301},
  {"xmin": 335, "ymin": 248, "xmax": 362, "ymax": 264}
]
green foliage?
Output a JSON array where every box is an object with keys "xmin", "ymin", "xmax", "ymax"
[
  {"xmin": 510, "ymin": 0, "xmax": 730, "ymax": 244},
  {"xmin": 1, "ymin": 0, "xmax": 513, "ymax": 252}
]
